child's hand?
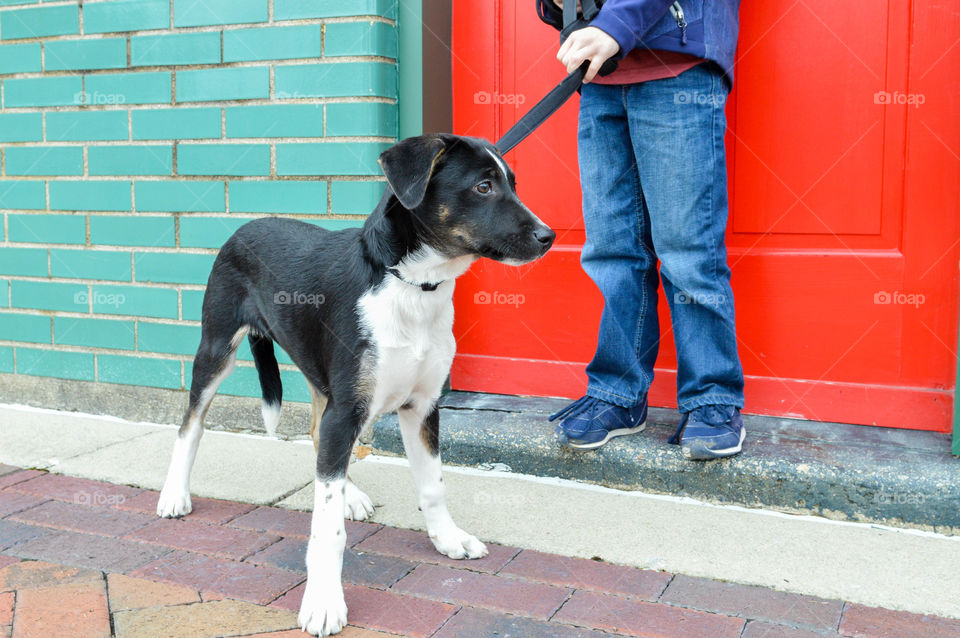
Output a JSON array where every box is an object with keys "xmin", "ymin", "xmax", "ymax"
[{"xmin": 557, "ymin": 26, "xmax": 619, "ymax": 83}]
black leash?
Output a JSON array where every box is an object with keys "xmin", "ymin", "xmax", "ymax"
[
  {"xmin": 495, "ymin": 62, "xmax": 588, "ymax": 155},
  {"xmin": 496, "ymin": 0, "xmax": 617, "ymax": 154}
]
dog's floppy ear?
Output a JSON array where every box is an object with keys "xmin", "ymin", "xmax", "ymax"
[{"xmin": 378, "ymin": 135, "xmax": 447, "ymax": 210}]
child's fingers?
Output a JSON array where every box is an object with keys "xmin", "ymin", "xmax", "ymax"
[
  {"xmin": 584, "ymin": 53, "xmax": 604, "ymax": 83},
  {"xmin": 556, "ymin": 37, "xmax": 572, "ymax": 62},
  {"xmin": 565, "ymin": 46, "xmax": 588, "ymax": 74}
]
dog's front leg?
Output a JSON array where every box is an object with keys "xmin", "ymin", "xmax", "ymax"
[
  {"xmin": 299, "ymin": 407, "xmax": 354, "ymax": 636},
  {"xmin": 398, "ymin": 404, "xmax": 488, "ymax": 559}
]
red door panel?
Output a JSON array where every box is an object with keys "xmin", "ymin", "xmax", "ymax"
[{"xmin": 450, "ymin": 0, "xmax": 959, "ymax": 431}]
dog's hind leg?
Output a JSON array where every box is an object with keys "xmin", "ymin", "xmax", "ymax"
[
  {"xmin": 157, "ymin": 326, "xmax": 246, "ymax": 518},
  {"xmin": 398, "ymin": 402, "xmax": 488, "ymax": 560},
  {"xmin": 299, "ymin": 397, "xmax": 358, "ymax": 636},
  {"xmin": 250, "ymin": 334, "xmax": 282, "ymax": 437}
]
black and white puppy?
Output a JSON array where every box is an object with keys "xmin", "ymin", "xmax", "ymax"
[{"xmin": 155, "ymin": 134, "xmax": 555, "ymax": 636}]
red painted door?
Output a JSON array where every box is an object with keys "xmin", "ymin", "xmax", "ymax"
[{"xmin": 449, "ymin": 0, "xmax": 960, "ymax": 431}]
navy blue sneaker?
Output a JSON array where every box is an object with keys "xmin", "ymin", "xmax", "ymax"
[
  {"xmin": 549, "ymin": 395, "xmax": 647, "ymax": 450},
  {"xmin": 669, "ymin": 405, "xmax": 745, "ymax": 460}
]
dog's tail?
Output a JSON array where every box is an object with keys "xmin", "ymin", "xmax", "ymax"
[{"xmin": 249, "ymin": 334, "xmax": 282, "ymax": 437}]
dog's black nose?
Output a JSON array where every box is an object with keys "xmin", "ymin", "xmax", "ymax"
[{"xmin": 534, "ymin": 227, "xmax": 556, "ymax": 246}]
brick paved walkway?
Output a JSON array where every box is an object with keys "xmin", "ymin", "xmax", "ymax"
[{"xmin": 0, "ymin": 464, "xmax": 957, "ymax": 637}]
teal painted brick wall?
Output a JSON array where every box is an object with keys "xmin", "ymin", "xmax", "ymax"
[
  {"xmin": 132, "ymin": 32, "xmax": 220, "ymax": 66},
  {"xmin": 84, "ymin": 0, "xmax": 170, "ymax": 34},
  {"xmin": 0, "ymin": 113, "xmax": 43, "ymax": 142},
  {"xmin": 45, "ymin": 38, "xmax": 127, "ymax": 71},
  {"xmin": 0, "ymin": 1, "xmax": 399, "ymax": 400},
  {"xmin": 46, "ymin": 110, "xmax": 128, "ymax": 141},
  {"xmin": 51, "ymin": 249, "xmax": 132, "ymax": 281},
  {"xmin": 0, "ymin": 180, "xmax": 46, "ymax": 209},
  {"xmin": 1, "ymin": 5, "xmax": 79, "ymax": 40},
  {"xmin": 49, "ymin": 181, "xmax": 132, "ymax": 211},
  {"xmin": 226, "ymin": 105, "xmax": 324, "ymax": 138},
  {"xmin": 132, "ymin": 107, "xmax": 221, "ymax": 140},
  {"xmin": 88, "ymin": 145, "xmax": 174, "ymax": 176},
  {"xmin": 0, "ymin": 43, "xmax": 41, "ymax": 73}
]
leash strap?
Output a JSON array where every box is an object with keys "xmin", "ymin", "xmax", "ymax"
[
  {"xmin": 495, "ymin": 61, "xmax": 587, "ymax": 155},
  {"xmin": 496, "ymin": 1, "xmax": 618, "ymax": 154}
]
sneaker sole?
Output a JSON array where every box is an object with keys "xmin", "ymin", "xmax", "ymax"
[
  {"xmin": 565, "ymin": 422, "xmax": 647, "ymax": 450},
  {"xmin": 682, "ymin": 426, "xmax": 747, "ymax": 460}
]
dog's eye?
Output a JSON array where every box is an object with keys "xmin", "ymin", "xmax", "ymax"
[{"xmin": 474, "ymin": 181, "xmax": 492, "ymax": 195}]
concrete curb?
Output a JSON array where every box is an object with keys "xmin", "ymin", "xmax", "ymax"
[{"xmin": 371, "ymin": 393, "xmax": 960, "ymax": 534}]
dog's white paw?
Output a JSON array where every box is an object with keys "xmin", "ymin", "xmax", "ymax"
[
  {"xmin": 156, "ymin": 489, "xmax": 192, "ymax": 518},
  {"xmin": 343, "ymin": 481, "xmax": 375, "ymax": 521},
  {"xmin": 298, "ymin": 581, "xmax": 348, "ymax": 636},
  {"xmin": 428, "ymin": 526, "xmax": 488, "ymax": 560}
]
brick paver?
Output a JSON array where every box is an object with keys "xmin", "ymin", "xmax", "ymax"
[
  {"xmin": 0, "ymin": 466, "xmax": 953, "ymax": 637},
  {"xmin": 105, "ymin": 573, "xmax": 200, "ymax": 611},
  {"xmin": 12, "ymin": 580, "xmax": 111, "ymax": 638},
  {"xmin": 0, "ymin": 592, "xmax": 12, "ymax": 626},
  {"xmin": 7, "ymin": 528, "xmax": 169, "ymax": 572},
  {"xmin": 0, "ymin": 560, "xmax": 101, "ymax": 591},
  {"xmin": 0, "ymin": 493, "xmax": 45, "ymax": 519},
  {"xmin": 839, "ymin": 603, "xmax": 960, "ymax": 638},
  {"xmin": 230, "ymin": 506, "xmax": 381, "ymax": 546},
  {"xmin": 0, "ymin": 522, "xmax": 46, "ymax": 553},
  {"xmin": 355, "ymin": 526, "xmax": 519, "ymax": 573},
  {"xmin": 499, "ymin": 548, "xmax": 671, "ymax": 599},
  {"xmin": 117, "ymin": 490, "xmax": 256, "ymax": 524},
  {"xmin": 554, "ymin": 589, "xmax": 746, "ymax": 638},
  {"xmin": 0, "ymin": 471, "xmax": 43, "ymax": 491},
  {"xmin": 131, "ymin": 551, "xmax": 304, "ymax": 605},
  {"xmin": 9, "ymin": 474, "xmax": 140, "ymax": 506},
  {"xmin": 124, "ymin": 517, "xmax": 280, "ymax": 559},
  {"xmin": 394, "ymin": 563, "xmax": 570, "ymax": 619},
  {"xmin": 661, "ymin": 574, "xmax": 844, "ymax": 631},
  {"xmin": 112, "ymin": 598, "xmax": 296, "ymax": 638},
  {"xmin": 742, "ymin": 620, "xmax": 833, "ymax": 637},
  {"xmin": 10, "ymin": 499, "xmax": 153, "ymax": 537},
  {"xmin": 433, "ymin": 607, "xmax": 612, "ymax": 637}
]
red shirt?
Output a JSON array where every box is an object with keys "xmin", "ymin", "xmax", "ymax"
[{"xmin": 592, "ymin": 49, "xmax": 703, "ymax": 85}]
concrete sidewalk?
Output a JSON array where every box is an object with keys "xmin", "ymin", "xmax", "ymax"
[{"xmin": 2, "ymin": 403, "xmax": 960, "ymax": 634}]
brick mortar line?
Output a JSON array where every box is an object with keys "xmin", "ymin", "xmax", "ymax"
[
  {"xmin": 5, "ymin": 137, "xmax": 396, "ymax": 146},
  {"xmin": 2, "ymin": 175, "xmax": 387, "ymax": 182},
  {"xmin": 1, "ymin": 341, "xmax": 303, "ymax": 372},
  {"xmin": 1, "ymin": 244, "xmax": 220, "ymax": 255},
  {"xmin": 102, "ymin": 571, "xmax": 118, "ymax": 636},
  {"xmin": 0, "ymin": 17, "xmax": 395, "ymax": 40},
  {"xmin": 0, "ymin": 55, "xmax": 397, "ymax": 78},
  {"xmin": 1, "ymin": 280, "xmax": 206, "ymax": 293},
  {"xmin": 0, "ymin": 97, "xmax": 398, "ymax": 109},
  {"xmin": 0, "ymin": 176, "xmax": 386, "ymax": 183},
  {"xmin": 5, "ymin": 311, "xmax": 202, "ymax": 327},
  {"xmin": 0, "ymin": 8, "xmax": 394, "ymax": 29}
]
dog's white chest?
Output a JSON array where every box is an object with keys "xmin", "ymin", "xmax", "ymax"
[{"xmin": 357, "ymin": 277, "xmax": 456, "ymax": 417}]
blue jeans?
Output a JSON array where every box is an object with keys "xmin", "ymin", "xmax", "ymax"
[{"xmin": 577, "ymin": 62, "xmax": 744, "ymax": 412}]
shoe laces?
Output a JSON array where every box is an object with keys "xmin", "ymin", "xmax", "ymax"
[
  {"xmin": 548, "ymin": 395, "xmax": 602, "ymax": 422},
  {"xmin": 690, "ymin": 404, "xmax": 737, "ymax": 432},
  {"xmin": 668, "ymin": 404, "xmax": 736, "ymax": 444}
]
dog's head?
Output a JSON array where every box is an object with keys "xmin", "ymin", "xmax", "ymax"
[{"xmin": 378, "ymin": 134, "xmax": 555, "ymax": 264}]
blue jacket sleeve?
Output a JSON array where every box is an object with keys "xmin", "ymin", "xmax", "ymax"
[{"xmin": 589, "ymin": 0, "xmax": 676, "ymax": 56}]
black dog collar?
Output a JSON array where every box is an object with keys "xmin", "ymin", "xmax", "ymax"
[{"xmin": 386, "ymin": 267, "xmax": 442, "ymax": 291}]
